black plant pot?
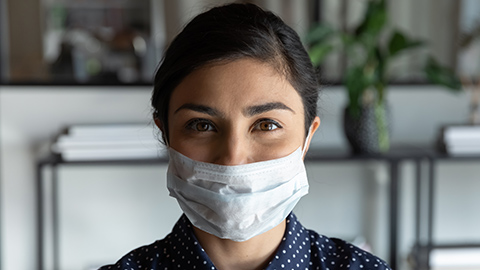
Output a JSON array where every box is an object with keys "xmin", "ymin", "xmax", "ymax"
[{"xmin": 343, "ymin": 104, "xmax": 391, "ymax": 154}]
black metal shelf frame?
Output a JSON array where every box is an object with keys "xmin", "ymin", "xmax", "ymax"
[
  {"xmin": 36, "ymin": 148, "xmax": 480, "ymax": 270},
  {"xmin": 411, "ymin": 154, "xmax": 480, "ymax": 270}
]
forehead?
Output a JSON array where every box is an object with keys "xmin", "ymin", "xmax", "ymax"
[{"xmin": 169, "ymin": 58, "xmax": 304, "ymax": 114}]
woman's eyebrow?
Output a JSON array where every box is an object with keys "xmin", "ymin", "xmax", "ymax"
[
  {"xmin": 244, "ymin": 102, "xmax": 295, "ymax": 117},
  {"xmin": 174, "ymin": 103, "xmax": 223, "ymax": 117}
]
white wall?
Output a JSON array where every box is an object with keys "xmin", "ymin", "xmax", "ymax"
[
  {"xmin": 1, "ymin": 85, "xmax": 480, "ymax": 270},
  {"xmin": 0, "ymin": 86, "xmax": 155, "ymax": 270}
]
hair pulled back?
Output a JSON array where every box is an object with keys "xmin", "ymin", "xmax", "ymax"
[{"xmin": 151, "ymin": 3, "xmax": 319, "ymax": 144}]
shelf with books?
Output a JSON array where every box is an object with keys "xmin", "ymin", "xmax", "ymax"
[
  {"xmin": 409, "ymin": 152, "xmax": 480, "ymax": 270},
  {"xmin": 37, "ymin": 144, "xmax": 438, "ymax": 270},
  {"xmin": 35, "ymin": 143, "xmax": 480, "ymax": 270},
  {"xmin": 50, "ymin": 123, "xmax": 166, "ymax": 162},
  {"xmin": 411, "ymin": 243, "xmax": 480, "ymax": 270},
  {"xmin": 437, "ymin": 125, "xmax": 480, "ymax": 156}
]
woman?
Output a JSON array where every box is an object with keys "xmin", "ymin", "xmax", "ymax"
[{"xmin": 101, "ymin": 3, "xmax": 391, "ymax": 270}]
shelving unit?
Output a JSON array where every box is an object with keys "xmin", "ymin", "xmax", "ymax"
[
  {"xmin": 411, "ymin": 153, "xmax": 480, "ymax": 270},
  {"xmin": 36, "ymin": 146, "xmax": 480, "ymax": 270},
  {"xmin": 37, "ymin": 146, "xmax": 443, "ymax": 270},
  {"xmin": 36, "ymin": 155, "xmax": 169, "ymax": 270},
  {"xmin": 41, "ymin": 0, "xmax": 155, "ymax": 84}
]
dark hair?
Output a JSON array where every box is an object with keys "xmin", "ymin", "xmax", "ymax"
[{"xmin": 152, "ymin": 3, "xmax": 319, "ymax": 144}]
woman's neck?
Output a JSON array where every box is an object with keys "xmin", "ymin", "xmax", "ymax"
[{"xmin": 192, "ymin": 220, "xmax": 286, "ymax": 270}]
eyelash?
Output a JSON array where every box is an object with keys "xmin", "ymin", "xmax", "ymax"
[
  {"xmin": 185, "ymin": 119, "xmax": 216, "ymax": 132},
  {"xmin": 252, "ymin": 118, "xmax": 283, "ymax": 131},
  {"xmin": 184, "ymin": 118, "xmax": 283, "ymax": 132}
]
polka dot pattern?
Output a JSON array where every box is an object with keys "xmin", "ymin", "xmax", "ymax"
[{"xmin": 99, "ymin": 213, "xmax": 391, "ymax": 270}]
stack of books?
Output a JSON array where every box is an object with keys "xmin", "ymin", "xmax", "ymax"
[
  {"xmin": 439, "ymin": 125, "xmax": 480, "ymax": 156},
  {"xmin": 430, "ymin": 247, "xmax": 480, "ymax": 270},
  {"xmin": 51, "ymin": 124, "xmax": 163, "ymax": 161}
]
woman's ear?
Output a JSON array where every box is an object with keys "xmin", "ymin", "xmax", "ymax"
[
  {"xmin": 154, "ymin": 117, "xmax": 169, "ymax": 145},
  {"xmin": 154, "ymin": 117, "xmax": 163, "ymax": 132},
  {"xmin": 303, "ymin": 116, "xmax": 321, "ymax": 159}
]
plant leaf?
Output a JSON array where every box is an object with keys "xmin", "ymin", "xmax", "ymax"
[
  {"xmin": 355, "ymin": 0, "xmax": 387, "ymax": 38},
  {"xmin": 388, "ymin": 30, "xmax": 423, "ymax": 57},
  {"xmin": 373, "ymin": 47, "xmax": 387, "ymax": 98},
  {"xmin": 340, "ymin": 33, "xmax": 356, "ymax": 48},
  {"xmin": 424, "ymin": 56, "xmax": 462, "ymax": 91},
  {"xmin": 345, "ymin": 66, "xmax": 371, "ymax": 117}
]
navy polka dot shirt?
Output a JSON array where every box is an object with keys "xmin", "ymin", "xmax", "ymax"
[{"xmin": 99, "ymin": 213, "xmax": 391, "ymax": 270}]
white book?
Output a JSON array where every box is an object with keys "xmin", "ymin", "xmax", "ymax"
[
  {"xmin": 60, "ymin": 148, "xmax": 165, "ymax": 161},
  {"xmin": 431, "ymin": 248, "xmax": 480, "ymax": 270},
  {"xmin": 444, "ymin": 126, "xmax": 480, "ymax": 142},
  {"xmin": 51, "ymin": 124, "xmax": 165, "ymax": 160},
  {"xmin": 446, "ymin": 145, "xmax": 480, "ymax": 156},
  {"xmin": 66, "ymin": 124, "xmax": 156, "ymax": 138},
  {"xmin": 53, "ymin": 135, "xmax": 160, "ymax": 150},
  {"xmin": 444, "ymin": 137, "xmax": 480, "ymax": 147}
]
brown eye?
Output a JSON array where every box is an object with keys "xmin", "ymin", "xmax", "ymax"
[
  {"xmin": 254, "ymin": 119, "xmax": 281, "ymax": 131},
  {"xmin": 196, "ymin": 122, "xmax": 211, "ymax": 131},
  {"xmin": 260, "ymin": 122, "xmax": 275, "ymax": 131},
  {"xmin": 186, "ymin": 119, "xmax": 216, "ymax": 132}
]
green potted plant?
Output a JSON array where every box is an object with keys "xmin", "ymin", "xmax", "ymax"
[{"xmin": 306, "ymin": 0, "xmax": 461, "ymax": 153}]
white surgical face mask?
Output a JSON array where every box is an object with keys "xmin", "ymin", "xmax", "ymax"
[{"xmin": 166, "ymin": 128, "xmax": 312, "ymax": 242}]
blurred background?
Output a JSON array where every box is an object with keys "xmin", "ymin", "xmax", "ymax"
[{"xmin": 1, "ymin": 0, "xmax": 480, "ymax": 270}]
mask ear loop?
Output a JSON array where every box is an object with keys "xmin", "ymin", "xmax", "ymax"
[{"xmin": 302, "ymin": 125, "xmax": 313, "ymax": 157}]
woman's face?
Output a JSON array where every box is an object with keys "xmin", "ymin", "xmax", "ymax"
[{"xmin": 166, "ymin": 58, "xmax": 320, "ymax": 165}]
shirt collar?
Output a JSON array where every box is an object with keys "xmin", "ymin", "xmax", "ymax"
[
  {"xmin": 172, "ymin": 213, "xmax": 312, "ymax": 270},
  {"xmin": 265, "ymin": 213, "xmax": 312, "ymax": 269}
]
